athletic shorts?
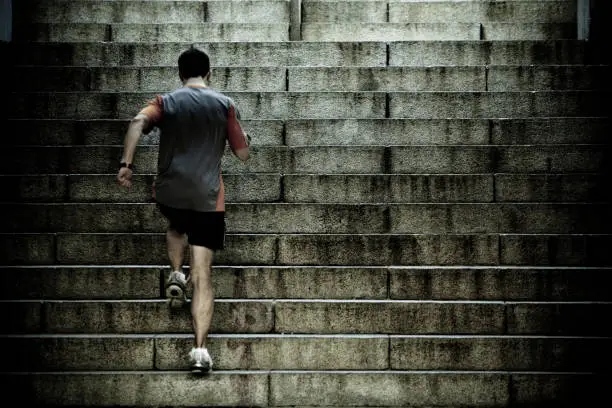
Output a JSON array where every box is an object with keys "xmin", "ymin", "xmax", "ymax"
[{"xmin": 157, "ymin": 203, "xmax": 225, "ymax": 250}]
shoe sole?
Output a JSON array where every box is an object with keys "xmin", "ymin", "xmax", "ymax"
[
  {"xmin": 191, "ymin": 363, "xmax": 212, "ymax": 374},
  {"xmin": 165, "ymin": 283, "xmax": 186, "ymax": 308}
]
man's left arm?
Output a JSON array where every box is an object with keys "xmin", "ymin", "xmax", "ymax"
[{"xmin": 117, "ymin": 96, "xmax": 163, "ymax": 188}]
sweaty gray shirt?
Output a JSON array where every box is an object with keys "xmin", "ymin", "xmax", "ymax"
[{"xmin": 144, "ymin": 85, "xmax": 247, "ymax": 212}]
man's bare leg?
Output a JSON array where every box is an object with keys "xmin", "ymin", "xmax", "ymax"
[
  {"xmin": 165, "ymin": 229, "xmax": 188, "ymax": 306},
  {"xmin": 190, "ymin": 245, "xmax": 214, "ymax": 349},
  {"xmin": 166, "ymin": 228, "xmax": 187, "ymax": 272}
]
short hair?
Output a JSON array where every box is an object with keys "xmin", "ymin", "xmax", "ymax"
[{"xmin": 178, "ymin": 47, "xmax": 210, "ymax": 79}]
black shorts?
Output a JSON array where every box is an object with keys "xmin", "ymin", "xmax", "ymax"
[{"xmin": 157, "ymin": 203, "xmax": 225, "ymax": 250}]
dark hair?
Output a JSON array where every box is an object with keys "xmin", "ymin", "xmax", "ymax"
[{"xmin": 178, "ymin": 48, "xmax": 210, "ymax": 80}]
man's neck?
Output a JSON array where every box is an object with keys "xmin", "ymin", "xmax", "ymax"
[{"xmin": 183, "ymin": 77, "xmax": 207, "ymax": 88}]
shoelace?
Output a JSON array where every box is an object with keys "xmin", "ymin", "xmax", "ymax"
[{"xmin": 191, "ymin": 349, "xmax": 208, "ymax": 362}]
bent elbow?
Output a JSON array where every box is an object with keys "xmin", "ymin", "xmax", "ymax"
[
  {"xmin": 235, "ymin": 147, "xmax": 249, "ymax": 162},
  {"xmin": 129, "ymin": 114, "xmax": 150, "ymax": 133}
]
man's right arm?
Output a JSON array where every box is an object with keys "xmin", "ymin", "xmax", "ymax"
[{"xmin": 227, "ymin": 104, "xmax": 250, "ymax": 162}]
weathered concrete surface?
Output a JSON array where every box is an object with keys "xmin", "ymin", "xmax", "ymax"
[
  {"xmin": 15, "ymin": 0, "xmax": 290, "ymax": 24},
  {"xmin": 302, "ymin": 22, "xmax": 480, "ymax": 41},
  {"xmin": 270, "ymin": 372, "xmax": 509, "ymax": 407},
  {"xmin": 3, "ymin": 372, "xmax": 269, "ymax": 406},
  {"xmin": 389, "ymin": 1, "xmax": 576, "ymax": 24},
  {"xmin": 2, "ymin": 335, "xmax": 155, "ymax": 371},
  {"xmin": 13, "ymin": 22, "xmax": 289, "ymax": 42},
  {"xmin": 9, "ymin": 41, "xmax": 387, "ymax": 67},
  {"xmin": 390, "ymin": 336, "xmax": 606, "ymax": 371},
  {"xmin": 275, "ymin": 301, "xmax": 505, "ymax": 334},
  {"xmin": 389, "ymin": 267, "xmax": 612, "ymax": 301},
  {"xmin": 42, "ymin": 300, "xmax": 274, "ymax": 334},
  {"xmin": 156, "ymin": 335, "xmax": 388, "ymax": 370}
]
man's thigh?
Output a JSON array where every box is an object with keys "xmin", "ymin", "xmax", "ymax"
[{"xmin": 157, "ymin": 203, "xmax": 189, "ymax": 234}]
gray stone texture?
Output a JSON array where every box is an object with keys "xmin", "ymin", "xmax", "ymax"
[
  {"xmin": 302, "ymin": 22, "xmax": 481, "ymax": 41},
  {"xmin": 15, "ymin": 0, "xmax": 290, "ymax": 24},
  {"xmin": 275, "ymin": 301, "xmax": 505, "ymax": 334},
  {"xmin": 4, "ymin": 372, "xmax": 269, "ymax": 406},
  {"xmin": 388, "ymin": 1, "xmax": 576, "ymax": 24},
  {"xmin": 42, "ymin": 300, "xmax": 274, "ymax": 334},
  {"xmin": 389, "ymin": 267, "xmax": 612, "ymax": 301},
  {"xmin": 270, "ymin": 372, "xmax": 509, "ymax": 407},
  {"xmin": 390, "ymin": 336, "xmax": 606, "ymax": 371},
  {"xmin": 156, "ymin": 335, "xmax": 388, "ymax": 370}
]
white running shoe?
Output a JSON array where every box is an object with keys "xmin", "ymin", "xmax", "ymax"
[
  {"xmin": 165, "ymin": 270, "xmax": 187, "ymax": 308},
  {"xmin": 189, "ymin": 347, "xmax": 213, "ymax": 374}
]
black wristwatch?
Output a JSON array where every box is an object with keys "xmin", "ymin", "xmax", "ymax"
[{"xmin": 120, "ymin": 162, "xmax": 134, "ymax": 170}]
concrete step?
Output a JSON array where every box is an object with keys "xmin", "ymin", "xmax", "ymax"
[
  {"xmin": 0, "ymin": 174, "xmax": 488, "ymax": 203},
  {"xmin": 11, "ymin": 66, "xmax": 288, "ymax": 92},
  {"xmin": 302, "ymin": 0, "xmax": 389, "ymax": 23},
  {"xmin": 3, "ymin": 371, "xmax": 604, "ymax": 407},
  {"xmin": 5, "ymin": 118, "xmax": 609, "ymax": 146},
  {"xmin": 1, "ymin": 333, "xmax": 606, "ymax": 371},
  {"xmin": 1, "ymin": 203, "xmax": 610, "ymax": 234},
  {"xmin": 285, "ymin": 174, "xmax": 609, "ymax": 203},
  {"xmin": 2, "ymin": 233, "xmax": 611, "ymax": 266},
  {"xmin": 4, "ymin": 118, "xmax": 284, "ymax": 146},
  {"xmin": 0, "ymin": 145, "xmax": 606, "ymax": 174},
  {"xmin": 2, "ymin": 298, "xmax": 611, "ymax": 335},
  {"xmin": 288, "ymin": 66, "xmax": 607, "ymax": 92},
  {"xmin": 0, "ymin": 174, "xmax": 282, "ymax": 203},
  {"xmin": 8, "ymin": 91, "xmax": 607, "ymax": 119},
  {"xmin": 302, "ymin": 0, "xmax": 576, "ymax": 23},
  {"xmin": 9, "ymin": 41, "xmax": 388, "ymax": 67},
  {"xmin": 11, "ymin": 65, "xmax": 608, "ymax": 92},
  {"xmin": 386, "ymin": 91, "xmax": 606, "ymax": 119},
  {"xmin": 3, "ymin": 265, "xmax": 610, "ymax": 301},
  {"xmin": 15, "ymin": 0, "xmax": 290, "ymax": 24},
  {"xmin": 482, "ymin": 22, "xmax": 577, "ymax": 40},
  {"xmin": 389, "ymin": 40, "xmax": 609, "ymax": 66},
  {"xmin": 4, "ymin": 173, "xmax": 608, "ymax": 204},
  {"xmin": 496, "ymin": 173, "xmax": 610, "ymax": 202},
  {"xmin": 13, "ymin": 23, "xmax": 290, "ymax": 42},
  {"xmin": 302, "ymin": 22, "xmax": 481, "ymax": 41},
  {"xmin": 387, "ymin": 1, "xmax": 577, "ymax": 24},
  {"xmin": 301, "ymin": 22, "xmax": 575, "ymax": 41},
  {"xmin": 9, "ymin": 40, "xmax": 605, "ymax": 67}
]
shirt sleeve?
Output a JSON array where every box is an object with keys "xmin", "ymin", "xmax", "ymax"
[
  {"xmin": 138, "ymin": 95, "xmax": 164, "ymax": 131},
  {"xmin": 227, "ymin": 104, "xmax": 249, "ymax": 152}
]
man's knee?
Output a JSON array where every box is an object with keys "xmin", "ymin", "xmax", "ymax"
[{"xmin": 190, "ymin": 245, "xmax": 214, "ymax": 280}]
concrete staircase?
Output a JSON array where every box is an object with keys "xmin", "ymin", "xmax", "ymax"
[{"xmin": 2, "ymin": 0, "xmax": 610, "ymax": 406}]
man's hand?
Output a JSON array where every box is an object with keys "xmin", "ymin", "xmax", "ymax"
[{"xmin": 117, "ymin": 167, "xmax": 133, "ymax": 189}]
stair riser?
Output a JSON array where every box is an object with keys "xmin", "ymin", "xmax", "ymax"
[
  {"xmin": 10, "ymin": 92, "xmax": 606, "ymax": 120},
  {"xmin": 15, "ymin": 0, "xmax": 290, "ymax": 24},
  {"xmin": 3, "ymin": 266, "xmax": 610, "ymax": 301},
  {"xmin": 10, "ymin": 41, "xmax": 602, "ymax": 67},
  {"xmin": 3, "ymin": 300, "xmax": 610, "ymax": 335},
  {"xmin": 4, "ymin": 118, "xmax": 608, "ymax": 146},
  {"xmin": 5, "ymin": 173, "xmax": 607, "ymax": 204},
  {"xmin": 301, "ymin": 22, "xmax": 576, "ymax": 41},
  {"xmin": 2, "ymin": 203, "xmax": 610, "ymax": 234},
  {"xmin": 1, "ymin": 336, "xmax": 605, "ymax": 371},
  {"xmin": 13, "ymin": 66, "xmax": 608, "ymax": 92},
  {"xmin": 302, "ymin": 1, "xmax": 576, "ymax": 23},
  {"xmin": 2, "ymin": 233, "xmax": 611, "ymax": 266},
  {"xmin": 1, "ymin": 145, "xmax": 606, "ymax": 174}
]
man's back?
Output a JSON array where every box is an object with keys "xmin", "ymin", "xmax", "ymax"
[{"xmin": 154, "ymin": 85, "xmax": 238, "ymax": 212}]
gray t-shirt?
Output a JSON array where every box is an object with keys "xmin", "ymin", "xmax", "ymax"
[{"xmin": 150, "ymin": 86, "xmax": 244, "ymax": 212}]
